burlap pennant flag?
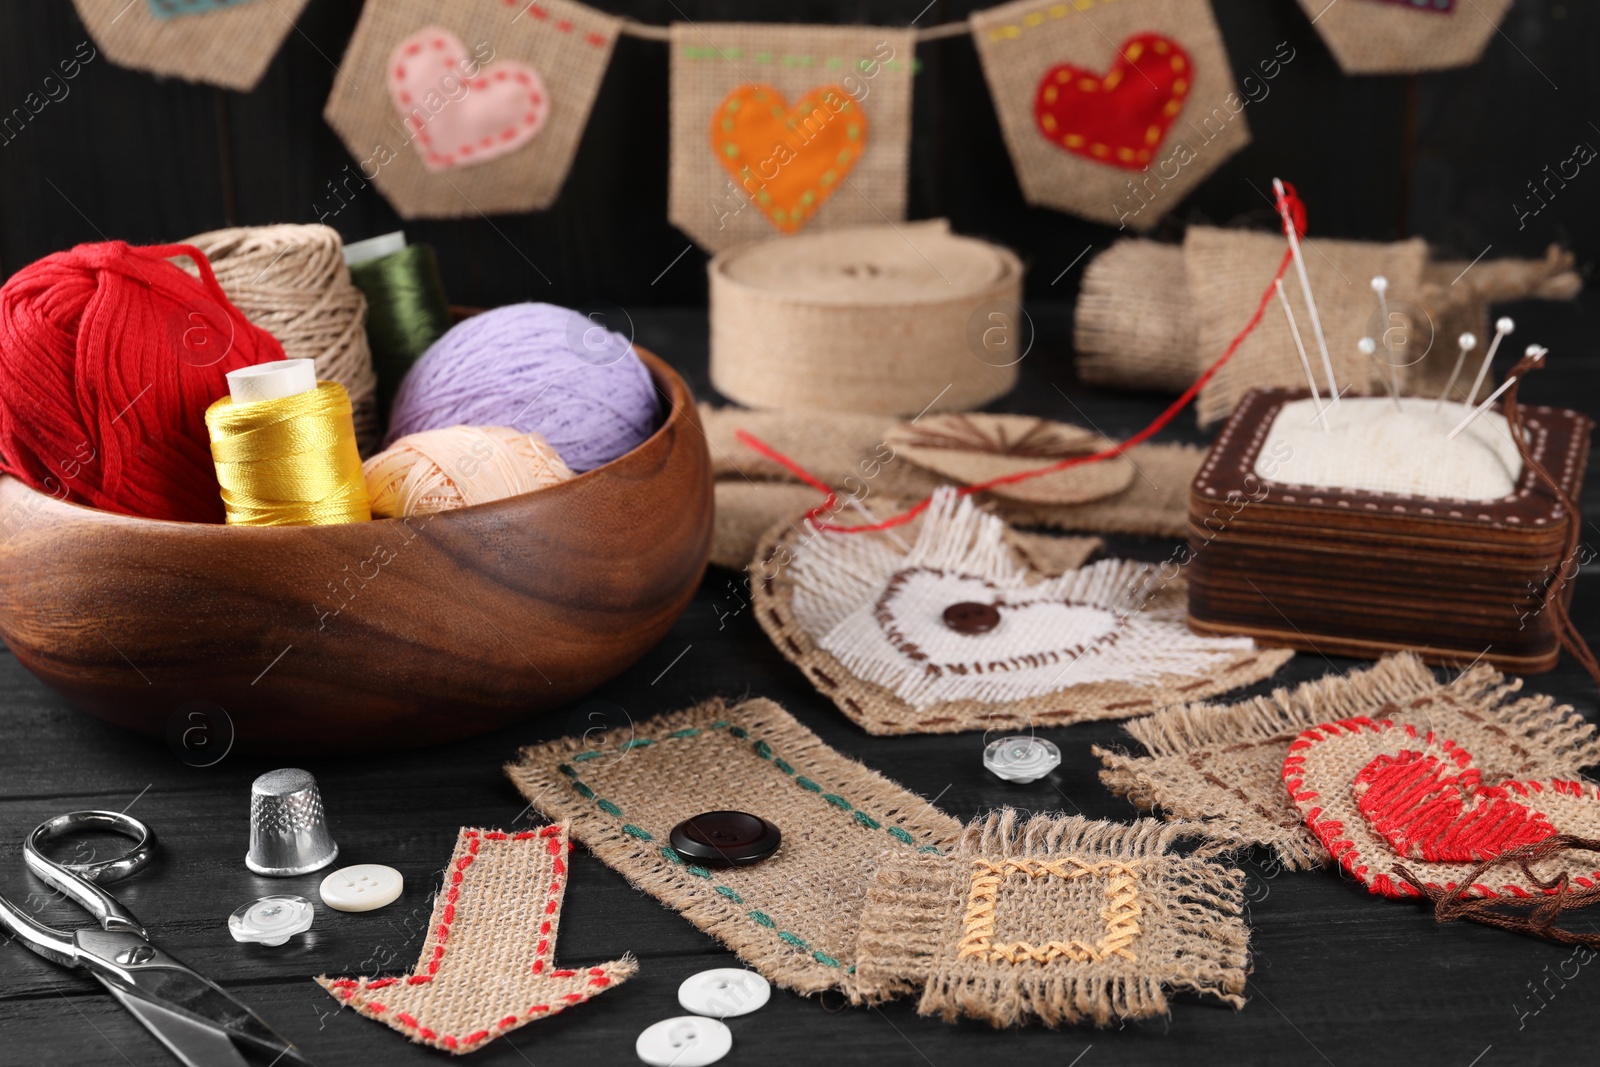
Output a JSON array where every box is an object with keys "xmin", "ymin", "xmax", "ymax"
[
  {"xmin": 970, "ymin": 0, "xmax": 1250, "ymax": 231},
  {"xmin": 1295, "ymin": 0, "xmax": 1514, "ymax": 74},
  {"xmin": 668, "ymin": 23, "xmax": 916, "ymax": 251},
  {"xmin": 72, "ymin": 0, "xmax": 310, "ymax": 91},
  {"xmin": 324, "ymin": 0, "xmax": 620, "ymax": 219}
]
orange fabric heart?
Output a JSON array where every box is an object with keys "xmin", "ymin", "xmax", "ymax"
[
  {"xmin": 710, "ymin": 84, "xmax": 868, "ymax": 234},
  {"xmin": 1033, "ymin": 33, "xmax": 1192, "ymax": 170}
]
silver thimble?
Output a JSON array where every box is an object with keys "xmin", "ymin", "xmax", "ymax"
[{"xmin": 246, "ymin": 768, "xmax": 340, "ymax": 876}]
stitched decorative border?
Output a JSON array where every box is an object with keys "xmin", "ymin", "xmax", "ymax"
[
  {"xmin": 986, "ymin": 0, "xmax": 1138, "ymax": 41},
  {"xmin": 679, "ymin": 46, "xmax": 914, "ymax": 71},
  {"xmin": 957, "ymin": 857, "xmax": 1142, "ymax": 964},
  {"xmin": 503, "ymin": 0, "xmax": 609, "ymax": 47}
]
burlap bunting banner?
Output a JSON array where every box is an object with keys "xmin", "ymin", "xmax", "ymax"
[
  {"xmin": 324, "ymin": 0, "xmax": 620, "ymax": 219},
  {"xmin": 969, "ymin": 0, "xmax": 1252, "ymax": 231},
  {"xmin": 1295, "ymin": 0, "xmax": 1514, "ymax": 75},
  {"xmin": 668, "ymin": 23, "xmax": 917, "ymax": 251},
  {"xmin": 72, "ymin": 0, "xmax": 311, "ymax": 91}
]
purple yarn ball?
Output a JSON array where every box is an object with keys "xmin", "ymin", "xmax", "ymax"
[{"xmin": 384, "ymin": 303, "xmax": 658, "ymax": 472}]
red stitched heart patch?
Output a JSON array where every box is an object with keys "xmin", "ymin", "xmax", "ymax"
[
  {"xmin": 1033, "ymin": 33, "xmax": 1192, "ymax": 170},
  {"xmin": 1283, "ymin": 717, "xmax": 1600, "ymax": 899}
]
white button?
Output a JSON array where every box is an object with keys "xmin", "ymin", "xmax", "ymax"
[
  {"xmin": 318, "ymin": 864, "xmax": 403, "ymax": 912},
  {"xmin": 636, "ymin": 1016, "xmax": 731, "ymax": 1067},
  {"xmin": 678, "ymin": 967, "xmax": 770, "ymax": 1018},
  {"xmin": 229, "ymin": 896, "xmax": 314, "ymax": 946}
]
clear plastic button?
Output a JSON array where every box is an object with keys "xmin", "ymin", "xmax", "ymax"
[
  {"xmin": 678, "ymin": 967, "xmax": 770, "ymax": 1018},
  {"xmin": 636, "ymin": 1016, "xmax": 731, "ymax": 1067},
  {"xmin": 983, "ymin": 736, "xmax": 1061, "ymax": 783},
  {"xmin": 228, "ymin": 895, "xmax": 314, "ymax": 946}
]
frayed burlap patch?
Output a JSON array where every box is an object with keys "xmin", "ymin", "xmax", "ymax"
[
  {"xmin": 702, "ymin": 404, "xmax": 1205, "ymax": 564},
  {"xmin": 1285, "ymin": 715, "xmax": 1600, "ymax": 900},
  {"xmin": 854, "ymin": 809, "xmax": 1249, "ymax": 1026},
  {"xmin": 507, "ymin": 698, "xmax": 961, "ymax": 997},
  {"xmin": 1096, "ymin": 654, "xmax": 1600, "ymax": 869},
  {"xmin": 316, "ymin": 825, "xmax": 634, "ymax": 1055},
  {"xmin": 882, "ymin": 414, "xmax": 1135, "ymax": 506},
  {"xmin": 1295, "ymin": 0, "xmax": 1512, "ymax": 75},
  {"xmin": 752, "ymin": 488, "xmax": 1290, "ymax": 736},
  {"xmin": 73, "ymin": 0, "xmax": 309, "ymax": 90}
]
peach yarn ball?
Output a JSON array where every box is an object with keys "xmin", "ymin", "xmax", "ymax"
[{"xmin": 363, "ymin": 425, "xmax": 574, "ymax": 518}]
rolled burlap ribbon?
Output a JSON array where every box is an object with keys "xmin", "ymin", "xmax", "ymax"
[
  {"xmin": 185, "ymin": 224, "xmax": 381, "ymax": 455},
  {"xmin": 709, "ymin": 220, "xmax": 1023, "ymax": 416}
]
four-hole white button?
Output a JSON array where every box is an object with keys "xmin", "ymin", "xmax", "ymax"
[{"xmin": 318, "ymin": 863, "xmax": 403, "ymax": 913}]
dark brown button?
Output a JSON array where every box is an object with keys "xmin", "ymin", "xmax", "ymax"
[
  {"xmin": 943, "ymin": 601, "xmax": 1001, "ymax": 634},
  {"xmin": 670, "ymin": 811, "xmax": 781, "ymax": 867}
]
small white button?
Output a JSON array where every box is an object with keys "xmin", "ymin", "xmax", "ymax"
[
  {"xmin": 984, "ymin": 736, "xmax": 1061, "ymax": 783},
  {"xmin": 636, "ymin": 1016, "xmax": 731, "ymax": 1067},
  {"xmin": 318, "ymin": 864, "xmax": 403, "ymax": 913},
  {"xmin": 678, "ymin": 967, "xmax": 770, "ymax": 1018},
  {"xmin": 229, "ymin": 896, "xmax": 314, "ymax": 946}
]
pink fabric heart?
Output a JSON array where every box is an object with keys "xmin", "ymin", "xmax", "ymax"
[{"xmin": 388, "ymin": 26, "xmax": 550, "ymax": 172}]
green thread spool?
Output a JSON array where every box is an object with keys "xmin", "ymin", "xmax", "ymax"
[{"xmin": 346, "ymin": 242, "xmax": 452, "ymax": 424}]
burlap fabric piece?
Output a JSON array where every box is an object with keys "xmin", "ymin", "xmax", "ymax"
[
  {"xmin": 709, "ymin": 221, "xmax": 1022, "ymax": 415},
  {"xmin": 751, "ymin": 488, "xmax": 1290, "ymax": 736},
  {"xmin": 316, "ymin": 824, "xmax": 635, "ymax": 1055},
  {"xmin": 853, "ymin": 809, "xmax": 1249, "ymax": 1025},
  {"xmin": 184, "ymin": 225, "xmax": 381, "ymax": 455},
  {"xmin": 72, "ymin": 0, "xmax": 309, "ymax": 90},
  {"xmin": 669, "ymin": 23, "xmax": 915, "ymax": 251},
  {"xmin": 1295, "ymin": 0, "xmax": 1513, "ymax": 75},
  {"xmin": 1096, "ymin": 653, "xmax": 1600, "ymax": 870},
  {"xmin": 1075, "ymin": 239, "xmax": 1198, "ymax": 392},
  {"xmin": 1077, "ymin": 239, "xmax": 1584, "ymax": 395},
  {"xmin": 324, "ymin": 0, "xmax": 619, "ymax": 219},
  {"xmin": 507, "ymin": 697, "xmax": 961, "ymax": 997},
  {"xmin": 883, "ymin": 414, "xmax": 1135, "ymax": 506},
  {"xmin": 1286, "ymin": 712, "xmax": 1600, "ymax": 900},
  {"xmin": 970, "ymin": 0, "xmax": 1249, "ymax": 231},
  {"xmin": 701, "ymin": 404, "xmax": 1205, "ymax": 558},
  {"xmin": 1191, "ymin": 227, "xmax": 1428, "ymax": 426}
]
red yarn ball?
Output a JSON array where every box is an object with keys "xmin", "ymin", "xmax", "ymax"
[{"xmin": 0, "ymin": 241, "xmax": 285, "ymax": 522}]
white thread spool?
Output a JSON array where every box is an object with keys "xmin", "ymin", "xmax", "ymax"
[
  {"xmin": 226, "ymin": 358, "xmax": 317, "ymax": 405},
  {"xmin": 342, "ymin": 230, "xmax": 406, "ymax": 267}
]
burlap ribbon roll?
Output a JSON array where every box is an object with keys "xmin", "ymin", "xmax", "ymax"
[
  {"xmin": 709, "ymin": 220, "xmax": 1023, "ymax": 415},
  {"xmin": 185, "ymin": 224, "xmax": 381, "ymax": 455}
]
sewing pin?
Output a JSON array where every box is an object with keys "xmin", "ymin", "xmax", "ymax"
[
  {"xmin": 1448, "ymin": 345, "xmax": 1544, "ymax": 440},
  {"xmin": 1369, "ymin": 276, "xmax": 1404, "ymax": 406},
  {"xmin": 1358, "ymin": 337, "xmax": 1402, "ymax": 411},
  {"xmin": 1274, "ymin": 277, "xmax": 1327, "ymax": 430},
  {"xmin": 1434, "ymin": 332, "xmax": 1477, "ymax": 411},
  {"xmin": 1465, "ymin": 316, "xmax": 1515, "ymax": 407},
  {"xmin": 1274, "ymin": 177, "xmax": 1339, "ymax": 406}
]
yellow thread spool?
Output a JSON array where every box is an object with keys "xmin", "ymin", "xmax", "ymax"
[{"xmin": 205, "ymin": 373, "xmax": 371, "ymax": 527}]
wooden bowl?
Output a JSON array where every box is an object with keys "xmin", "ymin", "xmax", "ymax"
[{"xmin": 0, "ymin": 348, "xmax": 711, "ymax": 753}]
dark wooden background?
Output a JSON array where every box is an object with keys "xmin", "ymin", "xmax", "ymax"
[{"xmin": 3, "ymin": 2, "xmax": 1600, "ymax": 1066}]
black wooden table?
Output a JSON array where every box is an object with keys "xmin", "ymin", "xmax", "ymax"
[{"xmin": 2, "ymin": 301, "xmax": 1596, "ymax": 1067}]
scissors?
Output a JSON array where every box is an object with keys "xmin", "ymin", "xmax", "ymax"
[{"xmin": 0, "ymin": 811, "xmax": 313, "ymax": 1067}]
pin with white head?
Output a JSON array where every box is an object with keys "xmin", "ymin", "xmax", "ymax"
[
  {"xmin": 1448, "ymin": 343, "xmax": 1544, "ymax": 440},
  {"xmin": 1435, "ymin": 332, "xmax": 1477, "ymax": 411},
  {"xmin": 1464, "ymin": 316, "xmax": 1515, "ymax": 408},
  {"xmin": 1273, "ymin": 177, "xmax": 1338, "ymax": 406},
  {"xmin": 1358, "ymin": 336, "xmax": 1402, "ymax": 411},
  {"xmin": 1274, "ymin": 277, "xmax": 1326, "ymax": 430}
]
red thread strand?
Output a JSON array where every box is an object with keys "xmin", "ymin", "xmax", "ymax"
[
  {"xmin": 735, "ymin": 183, "xmax": 1307, "ymax": 534},
  {"xmin": 0, "ymin": 241, "xmax": 285, "ymax": 522}
]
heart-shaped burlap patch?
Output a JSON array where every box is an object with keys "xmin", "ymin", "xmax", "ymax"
[
  {"xmin": 1033, "ymin": 33, "xmax": 1191, "ymax": 171},
  {"xmin": 388, "ymin": 26, "xmax": 550, "ymax": 172},
  {"xmin": 711, "ymin": 83, "xmax": 867, "ymax": 234},
  {"xmin": 1284, "ymin": 717, "xmax": 1600, "ymax": 899}
]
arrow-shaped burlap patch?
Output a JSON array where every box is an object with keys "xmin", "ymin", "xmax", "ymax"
[{"xmin": 316, "ymin": 823, "xmax": 634, "ymax": 1054}]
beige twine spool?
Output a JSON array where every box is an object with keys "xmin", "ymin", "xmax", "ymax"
[
  {"xmin": 184, "ymin": 224, "xmax": 381, "ymax": 455},
  {"xmin": 363, "ymin": 426, "xmax": 573, "ymax": 518},
  {"xmin": 709, "ymin": 220, "xmax": 1024, "ymax": 416}
]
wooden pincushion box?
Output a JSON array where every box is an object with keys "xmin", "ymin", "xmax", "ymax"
[{"xmin": 1186, "ymin": 387, "xmax": 1592, "ymax": 672}]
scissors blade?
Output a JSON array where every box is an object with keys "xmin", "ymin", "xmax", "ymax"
[{"xmin": 104, "ymin": 981, "xmax": 250, "ymax": 1067}]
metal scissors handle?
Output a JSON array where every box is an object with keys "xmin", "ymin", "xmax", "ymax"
[{"xmin": 0, "ymin": 811, "xmax": 312, "ymax": 1067}]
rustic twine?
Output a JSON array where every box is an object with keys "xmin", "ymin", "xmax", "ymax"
[
  {"xmin": 709, "ymin": 221, "xmax": 1023, "ymax": 416},
  {"xmin": 185, "ymin": 224, "xmax": 381, "ymax": 455},
  {"xmin": 853, "ymin": 809, "xmax": 1251, "ymax": 1026}
]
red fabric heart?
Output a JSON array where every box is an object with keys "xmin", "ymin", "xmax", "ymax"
[
  {"xmin": 1032, "ymin": 33, "xmax": 1192, "ymax": 171},
  {"xmin": 1354, "ymin": 748, "xmax": 1556, "ymax": 862}
]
